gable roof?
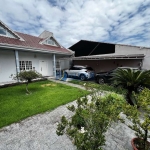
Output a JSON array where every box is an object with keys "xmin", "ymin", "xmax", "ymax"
[
  {"xmin": 0, "ymin": 21, "xmax": 73, "ymax": 55},
  {"xmin": 39, "ymin": 35, "xmax": 62, "ymax": 47},
  {"xmin": 0, "ymin": 20, "xmax": 24, "ymax": 41}
]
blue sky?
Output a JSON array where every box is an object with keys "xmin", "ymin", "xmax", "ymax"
[{"xmin": 0, "ymin": 0, "xmax": 150, "ymax": 48}]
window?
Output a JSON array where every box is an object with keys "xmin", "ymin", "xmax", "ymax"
[
  {"xmin": 0, "ymin": 26, "xmax": 6, "ymax": 35},
  {"xmin": 56, "ymin": 61, "xmax": 60, "ymax": 68},
  {"xmin": 45, "ymin": 37, "xmax": 59, "ymax": 46},
  {"xmin": 19, "ymin": 61, "xmax": 32, "ymax": 71},
  {"xmin": 0, "ymin": 25, "xmax": 16, "ymax": 38},
  {"xmin": 47, "ymin": 38, "xmax": 55, "ymax": 45}
]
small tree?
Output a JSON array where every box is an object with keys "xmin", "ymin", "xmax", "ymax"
[
  {"xmin": 56, "ymin": 92, "xmax": 126, "ymax": 150},
  {"xmin": 15, "ymin": 70, "xmax": 42, "ymax": 94},
  {"xmin": 122, "ymin": 88, "xmax": 150, "ymax": 150}
]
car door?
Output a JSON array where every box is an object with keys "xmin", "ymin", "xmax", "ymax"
[
  {"xmin": 67, "ymin": 67, "xmax": 75, "ymax": 77},
  {"xmin": 73, "ymin": 67, "xmax": 80, "ymax": 77}
]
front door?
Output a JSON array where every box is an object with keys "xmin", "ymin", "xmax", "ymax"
[{"xmin": 39, "ymin": 61, "xmax": 48, "ymax": 76}]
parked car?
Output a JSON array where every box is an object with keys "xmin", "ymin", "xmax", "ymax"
[
  {"xmin": 95, "ymin": 67, "xmax": 139, "ymax": 84},
  {"xmin": 64, "ymin": 65, "xmax": 95, "ymax": 81}
]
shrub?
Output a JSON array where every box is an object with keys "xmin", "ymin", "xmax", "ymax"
[
  {"xmin": 56, "ymin": 92, "xmax": 126, "ymax": 150},
  {"xmin": 122, "ymin": 88, "xmax": 150, "ymax": 150}
]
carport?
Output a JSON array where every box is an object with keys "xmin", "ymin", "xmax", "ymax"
[{"xmin": 72, "ymin": 54, "xmax": 145, "ymax": 73}]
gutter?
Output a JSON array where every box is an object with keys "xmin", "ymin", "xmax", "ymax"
[
  {"xmin": 72, "ymin": 55, "xmax": 145, "ymax": 60},
  {"xmin": 0, "ymin": 43, "xmax": 73, "ymax": 56}
]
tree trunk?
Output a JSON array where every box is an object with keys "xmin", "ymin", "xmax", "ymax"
[
  {"xmin": 127, "ymin": 90, "xmax": 134, "ymax": 105},
  {"xmin": 26, "ymin": 82, "xmax": 30, "ymax": 94},
  {"xmin": 143, "ymin": 129, "xmax": 148, "ymax": 150}
]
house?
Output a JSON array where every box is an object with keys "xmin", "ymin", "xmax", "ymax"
[
  {"xmin": 69, "ymin": 40, "xmax": 149, "ymax": 73},
  {"xmin": 0, "ymin": 20, "xmax": 73, "ymax": 84}
]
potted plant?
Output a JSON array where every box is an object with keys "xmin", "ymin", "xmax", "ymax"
[{"xmin": 122, "ymin": 88, "xmax": 150, "ymax": 150}]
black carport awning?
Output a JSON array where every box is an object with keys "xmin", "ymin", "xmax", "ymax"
[{"xmin": 69, "ymin": 40, "xmax": 115, "ymax": 57}]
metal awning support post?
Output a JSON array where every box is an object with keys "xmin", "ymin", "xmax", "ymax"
[
  {"xmin": 14, "ymin": 50, "xmax": 20, "ymax": 82},
  {"xmin": 53, "ymin": 54, "xmax": 56, "ymax": 78}
]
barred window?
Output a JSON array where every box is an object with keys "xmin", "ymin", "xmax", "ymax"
[{"xmin": 19, "ymin": 61, "xmax": 32, "ymax": 71}]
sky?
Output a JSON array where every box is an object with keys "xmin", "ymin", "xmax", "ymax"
[{"xmin": 0, "ymin": 0, "xmax": 150, "ymax": 48}]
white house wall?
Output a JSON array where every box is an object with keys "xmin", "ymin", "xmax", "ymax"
[
  {"xmin": 19, "ymin": 51, "xmax": 53, "ymax": 76},
  {"xmin": 0, "ymin": 50, "xmax": 16, "ymax": 83},
  {"xmin": 59, "ymin": 60, "xmax": 70, "ymax": 70},
  {"xmin": 55, "ymin": 55, "xmax": 71, "ymax": 70},
  {"xmin": 115, "ymin": 45, "xmax": 150, "ymax": 69}
]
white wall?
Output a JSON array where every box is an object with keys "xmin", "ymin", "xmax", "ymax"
[
  {"xmin": 115, "ymin": 45, "xmax": 150, "ymax": 69},
  {"xmin": 19, "ymin": 51, "xmax": 53, "ymax": 76},
  {"xmin": 0, "ymin": 50, "xmax": 16, "ymax": 83},
  {"xmin": 60, "ymin": 60, "xmax": 70, "ymax": 70},
  {"xmin": 0, "ymin": 49, "xmax": 71, "ymax": 83}
]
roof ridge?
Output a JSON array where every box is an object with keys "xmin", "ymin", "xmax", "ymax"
[{"xmin": 15, "ymin": 31, "xmax": 43, "ymax": 39}]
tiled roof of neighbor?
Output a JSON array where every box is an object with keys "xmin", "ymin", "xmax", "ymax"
[{"xmin": 0, "ymin": 31, "xmax": 72, "ymax": 54}]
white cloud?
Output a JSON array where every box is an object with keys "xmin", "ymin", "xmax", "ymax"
[{"xmin": 0, "ymin": 0, "xmax": 150, "ymax": 48}]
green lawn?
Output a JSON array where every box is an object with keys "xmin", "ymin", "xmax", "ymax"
[{"xmin": 0, "ymin": 80, "xmax": 89, "ymax": 128}]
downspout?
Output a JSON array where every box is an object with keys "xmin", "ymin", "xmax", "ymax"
[
  {"xmin": 14, "ymin": 50, "xmax": 20, "ymax": 82},
  {"xmin": 140, "ymin": 58, "xmax": 144, "ymax": 69},
  {"xmin": 53, "ymin": 54, "xmax": 56, "ymax": 78}
]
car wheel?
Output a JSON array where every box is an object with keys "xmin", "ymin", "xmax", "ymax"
[
  {"xmin": 80, "ymin": 74, "xmax": 86, "ymax": 81},
  {"xmin": 98, "ymin": 77, "xmax": 105, "ymax": 84},
  {"xmin": 64, "ymin": 72, "xmax": 68, "ymax": 78}
]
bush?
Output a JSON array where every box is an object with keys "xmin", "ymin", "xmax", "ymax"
[
  {"xmin": 122, "ymin": 88, "xmax": 150, "ymax": 150},
  {"xmin": 56, "ymin": 92, "xmax": 126, "ymax": 150}
]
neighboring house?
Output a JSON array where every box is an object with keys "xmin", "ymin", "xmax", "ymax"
[
  {"xmin": 0, "ymin": 20, "xmax": 73, "ymax": 83},
  {"xmin": 69, "ymin": 40, "xmax": 149, "ymax": 73}
]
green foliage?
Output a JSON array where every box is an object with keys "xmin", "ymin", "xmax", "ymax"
[
  {"xmin": 14, "ymin": 70, "xmax": 42, "ymax": 93},
  {"xmin": 111, "ymin": 68, "xmax": 150, "ymax": 105},
  {"xmin": 0, "ymin": 80, "xmax": 89, "ymax": 128},
  {"xmin": 69, "ymin": 80, "xmax": 127, "ymax": 95},
  {"xmin": 56, "ymin": 92, "xmax": 126, "ymax": 150},
  {"xmin": 122, "ymin": 88, "xmax": 150, "ymax": 150},
  {"xmin": 16, "ymin": 70, "xmax": 42, "ymax": 83}
]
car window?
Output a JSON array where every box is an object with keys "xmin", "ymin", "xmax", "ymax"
[
  {"xmin": 85, "ymin": 67, "xmax": 93, "ymax": 71},
  {"xmin": 74, "ymin": 67, "xmax": 81, "ymax": 70},
  {"xmin": 70, "ymin": 67, "xmax": 81, "ymax": 70},
  {"xmin": 70, "ymin": 67, "xmax": 76, "ymax": 70}
]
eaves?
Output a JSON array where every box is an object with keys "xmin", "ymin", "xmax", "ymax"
[{"xmin": 0, "ymin": 43, "xmax": 73, "ymax": 55}]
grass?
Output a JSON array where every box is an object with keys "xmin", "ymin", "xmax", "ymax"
[
  {"xmin": 69, "ymin": 80, "xmax": 127, "ymax": 95},
  {"xmin": 0, "ymin": 80, "xmax": 89, "ymax": 128}
]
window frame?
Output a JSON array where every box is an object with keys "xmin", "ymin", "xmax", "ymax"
[
  {"xmin": 44, "ymin": 37, "xmax": 59, "ymax": 47},
  {"xmin": 0, "ymin": 25, "xmax": 16, "ymax": 38},
  {"xmin": 0, "ymin": 26, "xmax": 6, "ymax": 36},
  {"xmin": 19, "ymin": 61, "xmax": 33, "ymax": 71}
]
